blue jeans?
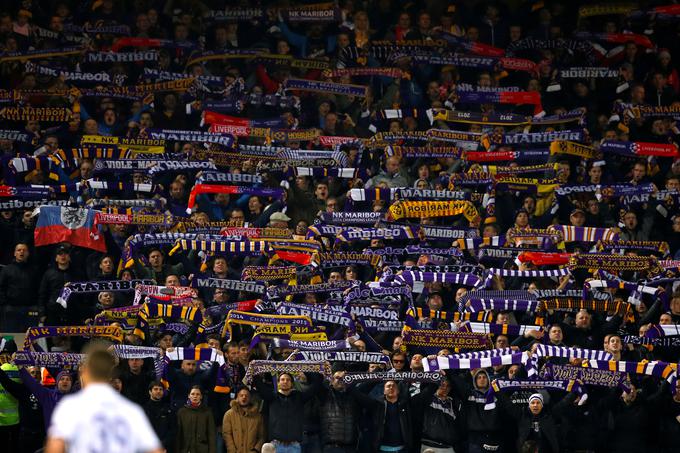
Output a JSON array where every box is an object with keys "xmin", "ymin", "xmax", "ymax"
[{"xmin": 273, "ymin": 441, "xmax": 302, "ymax": 453}]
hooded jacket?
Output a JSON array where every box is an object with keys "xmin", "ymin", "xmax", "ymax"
[
  {"xmin": 222, "ymin": 399, "xmax": 264, "ymax": 453},
  {"xmin": 450, "ymin": 369, "xmax": 505, "ymax": 444}
]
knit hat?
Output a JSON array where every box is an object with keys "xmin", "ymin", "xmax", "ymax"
[
  {"xmin": 528, "ymin": 393, "xmax": 544, "ymax": 406},
  {"xmin": 56, "ymin": 370, "xmax": 72, "ymax": 384}
]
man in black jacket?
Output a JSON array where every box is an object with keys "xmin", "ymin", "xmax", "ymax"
[
  {"xmin": 143, "ymin": 380, "xmax": 175, "ymax": 453},
  {"xmin": 0, "ymin": 242, "xmax": 37, "ymax": 331},
  {"xmin": 120, "ymin": 357, "xmax": 155, "ymax": 405},
  {"xmin": 254, "ymin": 371, "xmax": 322, "ymax": 452},
  {"xmin": 38, "ymin": 244, "xmax": 79, "ymax": 325},
  {"xmin": 420, "ymin": 376, "xmax": 465, "ymax": 453},
  {"xmin": 358, "ymin": 378, "xmax": 437, "ymax": 453},
  {"xmin": 450, "ymin": 369, "xmax": 506, "ymax": 453},
  {"xmin": 498, "ymin": 392, "xmax": 564, "ymax": 453}
]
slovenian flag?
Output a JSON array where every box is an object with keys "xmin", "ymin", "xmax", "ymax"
[{"xmin": 34, "ymin": 206, "xmax": 106, "ymax": 252}]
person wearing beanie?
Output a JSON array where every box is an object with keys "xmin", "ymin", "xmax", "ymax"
[
  {"xmin": 19, "ymin": 367, "xmax": 74, "ymax": 430},
  {"xmin": 496, "ymin": 386, "xmax": 568, "ymax": 453}
]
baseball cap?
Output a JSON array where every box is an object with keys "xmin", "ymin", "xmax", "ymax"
[{"xmin": 56, "ymin": 244, "xmax": 72, "ymax": 255}]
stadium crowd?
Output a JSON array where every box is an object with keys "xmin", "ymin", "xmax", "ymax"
[{"xmin": 2, "ymin": 0, "xmax": 680, "ymax": 452}]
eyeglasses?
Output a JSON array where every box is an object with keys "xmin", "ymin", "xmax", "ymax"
[{"xmin": 393, "ymin": 359, "xmax": 405, "ymax": 363}]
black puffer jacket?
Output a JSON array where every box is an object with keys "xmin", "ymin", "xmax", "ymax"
[
  {"xmin": 320, "ymin": 388, "xmax": 355, "ymax": 445},
  {"xmin": 319, "ymin": 385, "xmax": 375, "ymax": 446}
]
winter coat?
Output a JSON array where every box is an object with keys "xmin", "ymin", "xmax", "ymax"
[
  {"xmin": 176, "ymin": 404, "xmax": 216, "ymax": 453},
  {"xmin": 143, "ymin": 399, "xmax": 175, "ymax": 451},
  {"xmin": 318, "ymin": 384, "xmax": 377, "ymax": 446},
  {"xmin": 253, "ymin": 373, "xmax": 322, "ymax": 443},
  {"xmin": 0, "ymin": 260, "xmax": 36, "ymax": 307},
  {"xmin": 421, "ymin": 394, "xmax": 465, "ymax": 449},
  {"xmin": 222, "ymin": 399, "xmax": 264, "ymax": 453}
]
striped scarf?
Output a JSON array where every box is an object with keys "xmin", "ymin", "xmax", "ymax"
[
  {"xmin": 480, "ymin": 268, "xmax": 570, "ymax": 290},
  {"xmin": 133, "ymin": 302, "xmax": 203, "ymax": 340},
  {"xmin": 169, "ymin": 238, "xmax": 270, "ymax": 256},
  {"xmin": 548, "ymin": 225, "xmax": 619, "ymax": 243},
  {"xmin": 393, "ymin": 271, "xmax": 482, "ymax": 288},
  {"xmin": 644, "ymin": 324, "xmax": 680, "ymax": 338},
  {"xmin": 454, "ymin": 236, "xmax": 506, "ymax": 250},
  {"xmin": 464, "ymin": 322, "xmax": 542, "ymax": 337},
  {"xmin": 540, "ymin": 299, "xmax": 634, "ymax": 319},
  {"xmin": 448, "ymin": 348, "xmax": 515, "ymax": 359},
  {"xmin": 465, "ymin": 297, "xmax": 540, "ymax": 313},
  {"xmin": 584, "ymin": 279, "xmax": 664, "ymax": 306},
  {"xmin": 584, "ymin": 360, "xmax": 677, "ymax": 387},
  {"xmin": 165, "ymin": 347, "xmax": 225, "ymax": 365},
  {"xmin": 405, "ymin": 307, "xmax": 492, "ymax": 323},
  {"xmin": 533, "ymin": 344, "xmax": 613, "ymax": 360},
  {"xmin": 422, "ymin": 351, "xmax": 529, "ymax": 372},
  {"xmin": 293, "ymin": 167, "xmax": 363, "ymax": 179}
]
